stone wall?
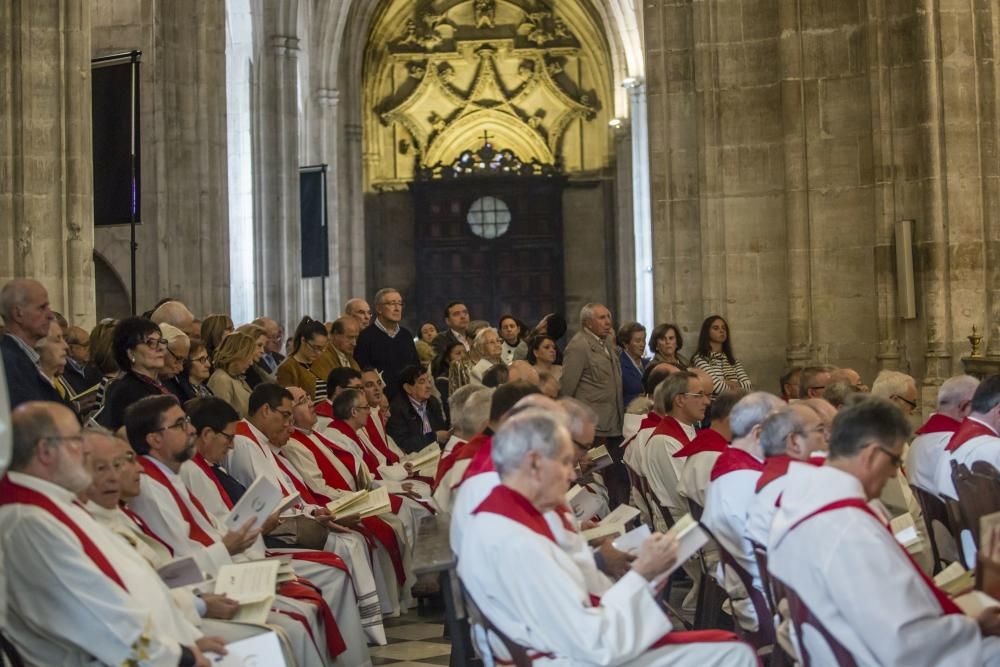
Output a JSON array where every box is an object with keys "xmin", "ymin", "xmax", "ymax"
[{"xmin": 644, "ymin": 0, "xmax": 1000, "ymax": 399}]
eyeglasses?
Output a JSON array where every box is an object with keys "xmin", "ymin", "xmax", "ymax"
[
  {"xmin": 139, "ymin": 337, "xmax": 164, "ymax": 349},
  {"xmin": 381, "ymin": 300, "xmax": 404, "ymax": 307},
  {"xmin": 893, "ymin": 394, "xmax": 918, "ymax": 410},
  {"xmin": 191, "ymin": 355, "xmax": 209, "ymax": 364},
  {"xmin": 165, "ymin": 347, "xmax": 183, "ymax": 361},
  {"xmin": 275, "ymin": 408, "xmax": 293, "ymax": 423},
  {"xmin": 876, "ymin": 444, "xmax": 904, "ymax": 469},
  {"xmin": 353, "ymin": 403, "xmax": 372, "ymax": 411},
  {"xmin": 155, "ymin": 416, "xmax": 191, "ymax": 432},
  {"xmin": 305, "ymin": 341, "xmax": 325, "ymax": 354},
  {"xmin": 682, "ymin": 392, "xmax": 710, "ymax": 400},
  {"xmin": 216, "ymin": 430, "xmax": 236, "ymax": 443}
]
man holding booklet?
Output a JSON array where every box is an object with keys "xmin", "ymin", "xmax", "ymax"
[{"xmin": 458, "ymin": 408, "xmax": 757, "ymax": 666}]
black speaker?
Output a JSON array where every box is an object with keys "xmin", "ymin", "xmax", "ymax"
[
  {"xmin": 300, "ymin": 166, "xmax": 329, "ymax": 278},
  {"xmin": 92, "ymin": 57, "xmax": 141, "ymax": 227}
]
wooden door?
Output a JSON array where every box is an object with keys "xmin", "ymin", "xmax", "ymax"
[{"xmin": 410, "ymin": 175, "xmax": 565, "ymax": 327}]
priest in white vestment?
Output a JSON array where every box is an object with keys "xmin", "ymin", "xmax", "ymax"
[
  {"xmin": 432, "ymin": 387, "xmax": 493, "ymax": 511},
  {"xmin": 459, "ymin": 408, "xmax": 757, "ymax": 666},
  {"xmin": 677, "ymin": 391, "xmax": 740, "ymax": 510},
  {"xmin": 936, "ymin": 376, "xmax": 1000, "ymax": 500},
  {"xmin": 907, "ymin": 375, "xmax": 977, "ymax": 495},
  {"xmin": 769, "ymin": 396, "xmax": 1000, "ymax": 666},
  {"xmin": 0, "ymin": 402, "xmax": 211, "ymax": 666},
  {"xmin": 702, "ymin": 392, "xmax": 783, "ymax": 633}
]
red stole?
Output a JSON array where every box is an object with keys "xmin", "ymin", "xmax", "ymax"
[
  {"xmin": 789, "ymin": 498, "xmax": 962, "ymax": 615},
  {"xmin": 434, "ymin": 431, "xmax": 492, "ymax": 490},
  {"xmin": 916, "ymin": 413, "xmax": 961, "ymax": 436},
  {"xmin": 120, "ymin": 504, "xmax": 175, "ymax": 556},
  {"xmin": 459, "ymin": 440, "xmax": 495, "ymax": 485},
  {"xmin": 473, "ymin": 485, "xmax": 557, "ymax": 543},
  {"xmin": 756, "ymin": 455, "xmax": 825, "ymax": 492},
  {"xmin": 138, "ymin": 456, "xmax": 215, "ymax": 546},
  {"xmin": 191, "ymin": 453, "xmax": 234, "ymax": 510},
  {"xmin": 364, "ymin": 414, "xmax": 400, "ymax": 465},
  {"xmin": 328, "ymin": 419, "xmax": 381, "ymax": 478},
  {"xmin": 673, "ymin": 428, "xmax": 729, "ymax": 459},
  {"xmin": 650, "ymin": 416, "xmax": 692, "ymax": 447},
  {"xmin": 235, "ymin": 421, "xmax": 297, "ymax": 497},
  {"xmin": 277, "ymin": 579, "xmax": 346, "ymax": 658},
  {"xmin": 945, "ymin": 418, "xmax": 998, "ymax": 452},
  {"xmin": 315, "ymin": 401, "xmax": 333, "ymax": 420},
  {"xmin": 289, "ymin": 429, "xmax": 359, "ymax": 491},
  {"xmin": 622, "ymin": 412, "xmax": 662, "ymax": 450},
  {"xmin": 709, "ymin": 447, "xmax": 764, "ymax": 482},
  {"xmin": 0, "ymin": 475, "xmax": 128, "ymax": 591}
]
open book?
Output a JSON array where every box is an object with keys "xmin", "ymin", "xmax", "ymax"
[
  {"xmin": 954, "ymin": 590, "xmax": 1000, "ymax": 617},
  {"xmin": 579, "ymin": 504, "xmax": 642, "ymax": 542},
  {"xmin": 890, "ymin": 513, "xmax": 923, "ymax": 552},
  {"xmin": 214, "ymin": 560, "xmax": 280, "ymax": 624},
  {"xmin": 156, "ymin": 556, "xmax": 206, "ymax": 589},
  {"xmin": 566, "ymin": 485, "xmax": 605, "ymax": 521},
  {"xmin": 934, "ymin": 562, "xmax": 974, "ymax": 597},
  {"xmin": 651, "ymin": 513, "xmax": 709, "ymax": 586},
  {"xmin": 205, "ymin": 632, "xmax": 286, "ymax": 667},
  {"xmin": 326, "ymin": 486, "xmax": 391, "ymax": 519},
  {"xmin": 405, "ymin": 442, "xmax": 442, "ymax": 470},
  {"xmin": 587, "ymin": 445, "xmax": 614, "ymax": 471},
  {"xmin": 224, "ymin": 475, "xmax": 299, "ymax": 530},
  {"xmin": 613, "ymin": 524, "xmax": 651, "ymax": 555}
]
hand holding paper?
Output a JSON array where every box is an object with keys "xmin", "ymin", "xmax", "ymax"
[{"xmin": 633, "ymin": 532, "xmax": 679, "ymax": 581}]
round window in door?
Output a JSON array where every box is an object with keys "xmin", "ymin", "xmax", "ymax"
[{"xmin": 466, "ymin": 196, "xmax": 511, "ymax": 239}]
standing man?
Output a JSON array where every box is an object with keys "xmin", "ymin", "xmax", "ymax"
[
  {"xmin": 253, "ymin": 317, "xmax": 285, "ymax": 374},
  {"xmin": 0, "ymin": 279, "xmax": 61, "ymax": 408},
  {"xmin": 314, "ymin": 316, "xmax": 362, "ymax": 383},
  {"xmin": 561, "ymin": 303, "xmax": 625, "ymax": 505},
  {"xmin": 353, "ymin": 288, "xmax": 419, "ymax": 399},
  {"xmin": 344, "ymin": 298, "xmax": 372, "ymax": 329},
  {"xmin": 431, "ymin": 302, "xmax": 471, "ymax": 356}
]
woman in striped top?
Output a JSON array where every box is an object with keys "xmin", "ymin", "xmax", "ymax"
[{"xmin": 691, "ymin": 315, "xmax": 753, "ymax": 396}]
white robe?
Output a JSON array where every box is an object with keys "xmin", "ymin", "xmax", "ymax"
[
  {"xmin": 126, "ymin": 457, "xmax": 334, "ymax": 666},
  {"xmin": 458, "ymin": 488, "xmax": 758, "ymax": 667},
  {"xmin": 622, "ymin": 417, "xmax": 658, "ymax": 526},
  {"xmin": 702, "ymin": 457, "xmax": 764, "ymax": 632},
  {"xmin": 178, "ymin": 456, "xmax": 378, "ymax": 660},
  {"xmin": 640, "ymin": 420, "xmax": 695, "ymax": 531},
  {"xmin": 677, "ymin": 450, "xmax": 722, "ymax": 510},
  {"xmin": 433, "ymin": 456, "xmax": 473, "ymax": 512},
  {"xmin": 0, "ymin": 472, "xmax": 185, "ymax": 666},
  {"xmin": 908, "ymin": 428, "xmax": 954, "ymax": 495},
  {"xmin": 769, "ymin": 464, "xmax": 1000, "ymax": 667},
  {"xmin": 450, "ymin": 470, "xmax": 501, "ymax": 557},
  {"xmin": 226, "ymin": 421, "xmax": 401, "ymax": 619}
]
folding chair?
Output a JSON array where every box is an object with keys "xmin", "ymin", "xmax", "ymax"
[
  {"xmin": 910, "ymin": 484, "xmax": 949, "ymax": 573},
  {"xmin": 776, "ymin": 578, "xmax": 858, "ymax": 667}
]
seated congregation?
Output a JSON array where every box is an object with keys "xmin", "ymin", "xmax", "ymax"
[{"xmin": 4, "ymin": 276, "xmax": 1000, "ymax": 666}]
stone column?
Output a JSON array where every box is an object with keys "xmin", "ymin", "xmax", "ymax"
[
  {"xmin": 776, "ymin": 0, "xmax": 813, "ymax": 368},
  {"xmin": 0, "ymin": 0, "xmax": 96, "ymax": 326},
  {"xmin": 316, "ymin": 87, "xmax": 342, "ymax": 319},
  {"xmin": 254, "ymin": 0, "xmax": 303, "ymax": 328},
  {"xmin": 624, "ymin": 80, "xmax": 653, "ymax": 328}
]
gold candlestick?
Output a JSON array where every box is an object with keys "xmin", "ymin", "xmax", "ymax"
[{"xmin": 968, "ymin": 326, "xmax": 984, "ymax": 358}]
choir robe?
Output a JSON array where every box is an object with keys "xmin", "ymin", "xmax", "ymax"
[
  {"xmin": 676, "ymin": 428, "xmax": 729, "ymax": 510},
  {"xmin": 769, "ymin": 464, "xmax": 1000, "ymax": 667},
  {"xmin": 458, "ymin": 485, "xmax": 758, "ymax": 667},
  {"xmin": 908, "ymin": 413, "xmax": 961, "ymax": 495},
  {"xmin": 745, "ymin": 455, "xmax": 820, "ymax": 549},
  {"xmin": 937, "ymin": 417, "xmax": 1000, "ymax": 500},
  {"xmin": 640, "ymin": 416, "xmax": 696, "ymax": 532},
  {"xmin": 226, "ymin": 420, "xmax": 402, "ymax": 620},
  {"xmin": 0, "ymin": 472, "xmax": 190, "ymax": 666},
  {"xmin": 86, "ymin": 502, "xmax": 302, "ymax": 664},
  {"xmin": 621, "ymin": 411, "xmax": 661, "ymax": 526},
  {"xmin": 321, "ymin": 421, "xmax": 433, "ymax": 549},
  {"xmin": 178, "ymin": 455, "xmax": 380, "ymax": 660},
  {"xmin": 127, "ymin": 456, "xmax": 349, "ymax": 665},
  {"xmin": 702, "ymin": 448, "xmax": 765, "ymax": 632}
]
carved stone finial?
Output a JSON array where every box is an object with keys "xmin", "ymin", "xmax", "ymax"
[{"xmin": 474, "ymin": 0, "xmax": 496, "ymax": 29}]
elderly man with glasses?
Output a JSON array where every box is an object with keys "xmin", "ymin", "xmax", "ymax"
[{"xmin": 353, "ymin": 288, "xmax": 420, "ymax": 400}]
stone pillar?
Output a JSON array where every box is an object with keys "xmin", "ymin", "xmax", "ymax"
[
  {"xmin": 0, "ymin": 0, "xmax": 96, "ymax": 326},
  {"xmin": 777, "ymin": 0, "xmax": 813, "ymax": 368},
  {"xmin": 624, "ymin": 80, "xmax": 653, "ymax": 328},
  {"xmin": 316, "ymin": 87, "xmax": 342, "ymax": 319},
  {"xmin": 985, "ymin": 2, "xmax": 1000, "ymax": 359},
  {"xmin": 254, "ymin": 0, "xmax": 303, "ymax": 328}
]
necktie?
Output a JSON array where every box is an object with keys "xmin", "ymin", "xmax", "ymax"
[{"xmin": 213, "ymin": 465, "xmax": 248, "ymax": 504}]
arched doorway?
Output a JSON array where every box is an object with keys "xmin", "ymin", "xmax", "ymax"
[{"xmin": 93, "ymin": 251, "xmax": 131, "ymax": 320}]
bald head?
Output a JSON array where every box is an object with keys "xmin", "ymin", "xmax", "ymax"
[
  {"xmin": 508, "ymin": 360, "xmax": 540, "ymax": 386},
  {"xmin": 344, "ymin": 298, "xmax": 371, "ymax": 328},
  {"xmin": 151, "ymin": 301, "xmax": 196, "ymax": 337},
  {"xmin": 83, "ymin": 429, "xmax": 126, "ymax": 509},
  {"xmin": 1, "ymin": 279, "xmax": 54, "ymax": 344}
]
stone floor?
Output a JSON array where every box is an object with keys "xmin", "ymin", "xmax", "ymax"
[{"xmin": 370, "ymin": 607, "xmax": 453, "ymax": 666}]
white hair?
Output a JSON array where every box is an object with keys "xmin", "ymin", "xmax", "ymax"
[
  {"xmin": 556, "ymin": 396, "xmax": 597, "ymax": 442},
  {"xmin": 730, "ymin": 392, "xmax": 784, "ymax": 439},
  {"xmin": 450, "ymin": 384, "xmax": 490, "ymax": 438},
  {"xmin": 937, "ymin": 375, "xmax": 979, "ymax": 410},
  {"xmin": 457, "ymin": 387, "xmax": 494, "ymax": 438},
  {"xmin": 492, "ymin": 409, "xmax": 570, "ymax": 476},
  {"xmin": 870, "ymin": 370, "xmax": 916, "ymax": 400},
  {"xmin": 759, "ymin": 406, "xmax": 807, "ymax": 457}
]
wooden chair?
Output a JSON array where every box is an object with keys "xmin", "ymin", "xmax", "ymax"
[
  {"xmin": 624, "ymin": 461, "xmax": 654, "ymax": 528},
  {"xmin": 952, "ymin": 460, "xmax": 1000, "ymax": 548},
  {"xmin": 777, "ymin": 578, "xmax": 859, "ymax": 667},
  {"xmin": 909, "ymin": 484, "xmax": 949, "ymax": 573},
  {"xmin": 686, "ymin": 499, "xmax": 728, "ymax": 630}
]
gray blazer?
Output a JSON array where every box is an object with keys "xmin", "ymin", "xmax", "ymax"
[{"xmin": 560, "ymin": 330, "xmax": 624, "ymax": 437}]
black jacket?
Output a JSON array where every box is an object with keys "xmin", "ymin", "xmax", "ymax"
[
  {"xmin": 1, "ymin": 334, "xmax": 65, "ymax": 409},
  {"xmin": 386, "ymin": 392, "xmax": 448, "ymax": 454}
]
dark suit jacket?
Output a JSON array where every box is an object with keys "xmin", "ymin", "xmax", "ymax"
[
  {"xmin": 62, "ymin": 360, "xmax": 102, "ymax": 395},
  {"xmin": 431, "ymin": 329, "xmax": 465, "ymax": 357},
  {"xmin": 1, "ymin": 334, "xmax": 64, "ymax": 409},
  {"xmin": 386, "ymin": 392, "xmax": 448, "ymax": 454}
]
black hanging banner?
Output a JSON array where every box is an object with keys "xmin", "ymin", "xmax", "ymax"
[
  {"xmin": 299, "ymin": 166, "xmax": 329, "ymax": 279},
  {"xmin": 91, "ymin": 53, "xmax": 141, "ymax": 227}
]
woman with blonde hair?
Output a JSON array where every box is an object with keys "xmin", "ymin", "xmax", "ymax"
[
  {"xmin": 200, "ymin": 313, "xmax": 234, "ymax": 361},
  {"xmin": 236, "ymin": 322, "xmax": 276, "ymax": 387},
  {"xmin": 207, "ymin": 331, "xmax": 256, "ymax": 416}
]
